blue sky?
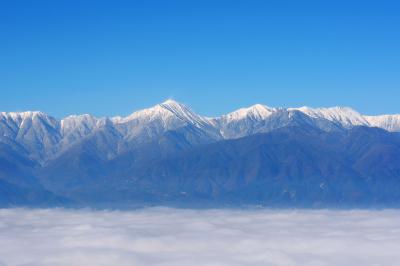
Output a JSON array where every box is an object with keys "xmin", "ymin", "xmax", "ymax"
[{"xmin": 1, "ymin": 0, "xmax": 399, "ymax": 118}]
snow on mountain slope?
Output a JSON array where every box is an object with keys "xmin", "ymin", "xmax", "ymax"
[
  {"xmin": 1, "ymin": 111, "xmax": 56, "ymax": 137},
  {"xmin": 213, "ymin": 104, "xmax": 276, "ymax": 138},
  {"xmin": 0, "ymin": 111, "xmax": 61, "ymax": 161},
  {"xmin": 364, "ymin": 115, "xmax": 400, "ymax": 132},
  {"xmin": 60, "ymin": 114, "xmax": 108, "ymax": 149},
  {"xmin": 289, "ymin": 106, "xmax": 370, "ymax": 128},
  {"xmin": 114, "ymin": 99, "xmax": 221, "ymax": 141},
  {"xmin": 1, "ymin": 100, "xmax": 400, "ymax": 163},
  {"xmin": 116, "ymin": 99, "xmax": 211, "ymax": 127},
  {"xmin": 218, "ymin": 104, "xmax": 276, "ymax": 123},
  {"xmin": 0, "ymin": 112, "xmax": 21, "ymax": 138}
]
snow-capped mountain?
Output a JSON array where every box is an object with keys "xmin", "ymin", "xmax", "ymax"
[
  {"xmin": 218, "ymin": 104, "xmax": 276, "ymax": 123},
  {"xmin": 364, "ymin": 114, "xmax": 400, "ymax": 132},
  {"xmin": 0, "ymin": 111, "xmax": 61, "ymax": 160},
  {"xmin": 289, "ymin": 106, "xmax": 370, "ymax": 128},
  {"xmin": 1, "ymin": 100, "xmax": 400, "ymax": 207},
  {"xmin": 113, "ymin": 99, "xmax": 221, "ymax": 143},
  {"xmin": 212, "ymin": 104, "xmax": 276, "ymax": 138},
  {"xmin": 1, "ymin": 100, "xmax": 399, "ymax": 162},
  {"xmin": 60, "ymin": 114, "xmax": 103, "ymax": 148}
]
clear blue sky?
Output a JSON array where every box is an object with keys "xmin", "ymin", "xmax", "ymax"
[{"xmin": 1, "ymin": 0, "xmax": 399, "ymax": 118}]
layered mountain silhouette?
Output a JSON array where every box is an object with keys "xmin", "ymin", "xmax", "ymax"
[{"xmin": 1, "ymin": 100, "xmax": 400, "ymax": 207}]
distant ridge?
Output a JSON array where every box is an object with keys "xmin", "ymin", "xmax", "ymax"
[
  {"xmin": 1, "ymin": 100, "xmax": 400, "ymax": 207},
  {"xmin": 1, "ymin": 99, "xmax": 399, "ymax": 160}
]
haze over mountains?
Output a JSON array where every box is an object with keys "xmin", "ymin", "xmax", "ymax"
[{"xmin": 1, "ymin": 100, "xmax": 400, "ymax": 207}]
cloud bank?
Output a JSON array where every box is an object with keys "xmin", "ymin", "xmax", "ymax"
[{"xmin": 0, "ymin": 208, "xmax": 399, "ymax": 266}]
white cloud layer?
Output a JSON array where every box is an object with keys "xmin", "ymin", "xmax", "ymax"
[{"xmin": 0, "ymin": 208, "xmax": 399, "ymax": 266}]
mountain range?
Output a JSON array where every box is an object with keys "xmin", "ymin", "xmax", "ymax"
[{"xmin": 1, "ymin": 99, "xmax": 400, "ymax": 207}]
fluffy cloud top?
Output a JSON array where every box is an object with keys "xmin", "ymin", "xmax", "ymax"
[{"xmin": 0, "ymin": 208, "xmax": 399, "ymax": 266}]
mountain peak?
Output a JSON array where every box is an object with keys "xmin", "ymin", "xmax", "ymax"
[
  {"xmin": 160, "ymin": 98, "xmax": 181, "ymax": 106},
  {"xmin": 290, "ymin": 106, "xmax": 368, "ymax": 127},
  {"xmin": 1, "ymin": 111, "xmax": 47, "ymax": 120},
  {"xmin": 221, "ymin": 104, "xmax": 276, "ymax": 122},
  {"xmin": 61, "ymin": 114, "xmax": 99, "ymax": 130},
  {"xmin": 158, "ymin": 99, "xmax": 191, "ymax": 115},
  {"xmin": 116, "ymin": 99, "xmax": 212, "ymax": 129}
]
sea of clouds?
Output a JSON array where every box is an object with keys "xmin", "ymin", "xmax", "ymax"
[{"xmin": 0, "ymin": 208, "xmax": 399, "ymax": 266}]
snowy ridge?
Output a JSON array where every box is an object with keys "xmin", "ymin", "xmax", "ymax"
[
  {"xmin": 116, "ymin": 99, "xmax": 211, "ymax": 128},
  {"xmin": 0, "ymin": 111, "xmax": 61, "ymax": 160},
  {"xmin": 61, "ymin": 114, "xmax": 101, "ymax": 135},
  {"xmin": 60, "ymin": 114, "xmax": 107, "ymax": 148},
  {"xmin": 1, "ymin": 100, "xmax": 400, "ymax": 161},
  {"xmin": 112, "ymin": 99, "xmax": 220, "ymax": 142},
  {"xmin": 364, "ymin": 114, "xmax": 400, "ymax": 132},
  {"xmin": 212, "ymin": 104, "xmax": 276, "ymax": 138},
  {"xmin": 0, "ymin": 111, "xmax": 58, "ymax": 129},
  {"xmin": 218, "ymin": 104, "xmax": 276, "ymax": 123},
  {"xmin": 288, "ymin": 106, "xmax": 369, "ymax": 128}
]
